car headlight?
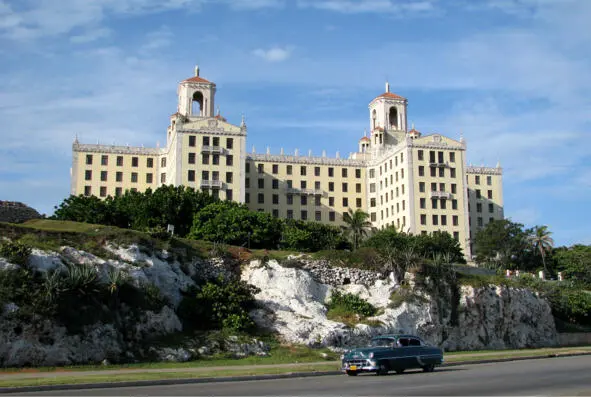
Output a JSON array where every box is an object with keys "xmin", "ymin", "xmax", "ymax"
[{"xmin": 340, "ymin": 354, "xmax": 344, "ymax": 360}]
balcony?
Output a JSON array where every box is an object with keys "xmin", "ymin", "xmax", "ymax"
[
  {"xmin": 286, "ymin": 187, "xmax": 323, "ymax": 195},
  {"xmin": 201, "ymin": 146, "xmax": 226, "ymax": 154},
  {"xmin": 430, "ymin": 191, "xmax": 452, "ymax": 199},
  {"xmin": 201, "ymin": 180, "xmax": 224, "ymax": 189},
  {"xmin": 429, "ymin": 161, "xmax": 449, "ymax": 168}
]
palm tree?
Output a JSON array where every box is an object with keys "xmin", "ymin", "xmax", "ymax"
[
  {"xmin": 342, "ymin": 208, "xmax": 373, "ymax": 250},
  {"xmin": 528, "ymin": 225, "xmax": 554, "ymax": 275}
]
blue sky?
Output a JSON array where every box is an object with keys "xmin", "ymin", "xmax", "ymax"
[{"xmin": 1, "ymin": 0, "xmax": 590, "ymax": 247}]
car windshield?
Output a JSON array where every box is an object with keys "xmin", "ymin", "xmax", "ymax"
[{"xmin": 369, "ymin": 338, "xmax": 395, "ymax": 347}]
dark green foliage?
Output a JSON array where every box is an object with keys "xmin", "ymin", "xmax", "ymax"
[
  {"xmin": 552, "ymin": 245, "xmax": 591, "ymax": 287},
  {"xmin": 281, "ymin": 219, "xmax": 348, "ymax": 252},
  {"xmin": 177, "ymin": 277, "xmax": 260, "ymax": 332},
  {"xmin": 546, "ymin": 286, "xmax": 591, "ymax": 326},
  {"xmin": 189, "ymin": 201, "xmax": 283, "ymax": 249},
  {"xmin": 52, "ymin": 185, "xmax": 215, "ymax": 237},
  {"xmin": 313, "ymin": 247, "xmax": 382, "ymax": 270},
  {"xmin": 0, "ymin": 240, "xmax": 32, "ymax": 266},
  {"xmin": 327, "ymin": 290, "xmax": 377, "ymax": 317}
]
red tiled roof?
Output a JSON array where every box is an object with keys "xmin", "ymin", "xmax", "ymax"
[
  {"xmin": 408, "ymin": 128, "xmax": 420, "ymax": 134},
  {"xmin": 214, "ymin": 114, "xmax": 227, "ymax": 122},
  {"xmin": 373, "ymin": 92, "xmax": 406, "ymax": 101},
  {"xmin": 182, "ymin": 76, "xmax": 212, "ymax": 84},
  {"xmin": 373, "ymin": 126, "xmax": 385, "ymax": 132},
  {"xmin": 359, "ymin": 136, "xmax": 370, "ymax": 141}
]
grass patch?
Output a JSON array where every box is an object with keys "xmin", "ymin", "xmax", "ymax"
[{"xmin": 311, "ymin": 247, "xmax": 382, "ymax": 271}]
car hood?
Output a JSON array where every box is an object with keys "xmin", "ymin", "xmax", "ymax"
[{"xmin": 343, "ymin": 346, "xmax": 391, "ymax": 359}]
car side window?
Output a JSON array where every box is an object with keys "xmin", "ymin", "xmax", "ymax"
[
  {"xmin": 397, "ymin": 338, "xmax": 409, "ymax": 347},
  {"xmin": 409, "ymin": 338, "xmax": 421, "ymax": 346}
]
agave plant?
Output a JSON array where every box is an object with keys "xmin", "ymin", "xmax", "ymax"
[{"xmin": 105, "ymin": 267, "xmax": 129, "ymax": 295}]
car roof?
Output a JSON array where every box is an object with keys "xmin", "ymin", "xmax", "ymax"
[{"xmin": 371, "ymin": 334, "xmax": 422, "ymax": 339}]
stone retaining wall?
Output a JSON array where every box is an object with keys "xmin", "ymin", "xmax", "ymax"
[{"xmin": 557, "ymin": 332, "xmax": 591, "ymax": 346}]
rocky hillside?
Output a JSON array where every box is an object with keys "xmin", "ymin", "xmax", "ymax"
[{"xmin": 0, "ymin": 201, "xmax": 41, "ymax": 223}]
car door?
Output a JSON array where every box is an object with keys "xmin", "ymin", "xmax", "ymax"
[
  {"xmin": 395, "ymin": 337, "xmax": 414, "ymax": 369},
  {"xmin": 407, "ymin": 337, "xmax": 423, "ymax": 369}
]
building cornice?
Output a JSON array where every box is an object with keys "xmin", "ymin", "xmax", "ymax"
[
  {"xmin": 73, "ymin": 143, "xmax": 163, "ymax": 156},
  {"xmin": 247, "ymin": 153, "xmax": 366, "ymax": 167},
  {"xmin": 466, "ymin": 166, "xmax": 503, "ymax": 175}
]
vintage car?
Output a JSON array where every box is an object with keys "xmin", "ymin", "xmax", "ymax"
[{"xmin": 341, "ymin": 334, "xmax": 444, "ymax": 376}]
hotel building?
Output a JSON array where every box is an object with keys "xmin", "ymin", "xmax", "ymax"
[{"xmin": 71, "ymin": 67, "xmax": 503, "ymax": 258}]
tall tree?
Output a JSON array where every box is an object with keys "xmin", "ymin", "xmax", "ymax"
[
  {"xmin": 528, "ymin": 225, "xmax": 554, "ymax": 275},
  {"xmin": 341, "ymin": 209, "xmax": 373, "ymax": 250},
  {"xmin": 473, "ymin": 219, "xmax": 532, "ymax": 269}
]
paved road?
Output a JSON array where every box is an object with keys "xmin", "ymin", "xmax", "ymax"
[{"xmin": 11, "ymin": 355, "xmax": 591, "ymax": 396}]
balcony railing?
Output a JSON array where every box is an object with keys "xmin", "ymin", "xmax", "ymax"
[
  {"xmin": 201, "ymin": 180, "xmax": 224, "ymax": 189},
  {"xmin": 430, "ymin": 191, "xmax": 452, "ymax": 199},
  {"xmin": 286, "ymin": 187, "xmax": 323, "ymax": 195},
  {"xmin": 201, "ymin": 146, "xmax": 226, "ymax": 154},
  {"xmin": 429, "ymin": 161, "xmax": 449, "ymax": 168}
]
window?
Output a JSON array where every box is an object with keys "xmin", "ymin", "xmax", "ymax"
[
  {"xmin": 132, "ymin": 157, "xmax": 138, "ymax": 167},
  {"xmin": 226, "ymin": 138, "xmax": 233, "ymax": 149},
  {"xmin": 431, "ymin": 182, "xmax": 437, "ymax": 191},
  {"xmin": 245, "ymin": 193, "xmax": 250, "ymax": 203},
  {"xmin": 420, "ymin": 198, "xmax": 426, "ymax": 209},
  {"xmin": 147, "ymin": 158, "xmax": 154, "ymax": 168},
  {"xmin": 418, "ymin": 150, "xmax": 424, "ymax": 160},
  {"xmin": 300, "ymin": 166, "xmax": 306, "ymax": 176},
  {"xmin": 329, "ymin": 197, "xmax": 334, "ymax": 206},
  {"xmin": 329, "ymin": 211, "xmax": 336, "ymax": 222},
  {"xmin": 369, "ymin": 169, "xmax": 375, "ymax": 178},
  {"xmin": 99, "ymin": 186, "xmax": 107, "ymax": 197},
  {"xmin": 226, "ymin": 155, "xmax": 233, "ymax": 166},
  {"xmin": 453, "ymin": 231, "xmax": 459, "ymax": 241},
  {"xmin": 258, "ymin": 164, "xmax": 264, "ymax": 174},
  {"xmin": 246, "ymin": 162, "xmax": 250, "ymax": 173},
  {"xmin": 314, "ymin": 167, "xmax": 320, "ymax": 176},
  {"xmin": 84, "ymin": 186, "xmax": 91, "ymax": 196},
  {"xmin": 489, "ymin": 203, "xmax": 494, "ymax": 213},
  {"xmin": 452, "ymin": 199, "xmax": 458, "ymax": 210},
  {"xmin": 370, "ymin": 183, "xmax": 376, "ymax": 193},
  {"xmin": 245, "ymin": 178, "xmax": 250, "ymax": 188},
  {"xmin": 212, "ymin": 154, "xmax": 219, "ymax": 165},
  {"xmin": 117, "ymin": 156, "xmax": 124, "ymax": 166},
  {"xmin": 450, "ymin": 152, "xmax": 455, "ymax": 162},
  {"xmin": 202, "ymin": 154, "xmax": 209, "ymax": 164},
  {"xmin": 315, "ymin": 211, "xmax": 322, "ymax": 221},
  {"xmin": 419, "ymin": 182, "xmax": 425, "ymax": 192},
  {"xmin": 440, "ymin": 200, "xmax": 446, "ymax": 210},
  {"xmin": 146, "ymin": 173, "xmax": 153, "ymax": 184},
  {"xmin": 258, "ymin": 193, "xmax": 264, "ymax": 204},
  {"xmin": 328, "ymin": 167, "xmax": 334, "ymax": 177},
  {"xmin": 189, "ymin": 136, "xmax": 196, "ymax": 147},
  {"xmin": 329, "ymin": 182, "xmax": 334, "ymax": 192},
  {"xmin": 301, "ymin": 196, "xmax": 307, "ymax": 205},
  {"xmin": 273, "ymin": 194, "xmax": 279, "ymax": 204},
  {"xmin": 356, "ymin": 198, "xmax": 362, "ymax": 208},
  {"xmin": 488, "ymin": 190, "xmax": 493, "ymax": 199},
  {"xmin": 420, "ymin": 214, "xmax": 427, "ymax": 225},
  {"xmin": 419, "ymin": 166, "xmax": 424, "ymax": 176},
  {"xmin": 441, "ymin": 215, "xmax": 447, "ymax": 226},
  {"xmin": 272, "ymin": 209, "xmax": 279, "ymax": 218},
  {"xmin": 371, "ymin": 213, "xmax": 377, "ymax": 222},
  {"xmin": 85, "ymin": 170, "xmax": 92, "ymax": 180},
  {"xmin": 287, "ymin": 165, "xmax": 292, "ymax": 175},
  {"xmin": 342, "ymin": 197, "xmax": 349, "ymax": 207},
  {"xmin": 160, "ymin": 173, "xmax": 166, "ymax": 183},
  {"xmin": 300, "ymin": 180, "xmax": 307, "ymax": 189},
  {"xmin": 131, "ymin": 172, "xmax": 138, "ymax": 183},
  {"xmin": 487, "ymin": 175, "xmax": 492, "ymax": 186},
  {"xmin": 272, "ymin": 179, "xmax": 279, "ymax": 189},
  {"xmin": 101, "ymin": 155, "xmax": 108, "ymax": 166},
  {"xmin": 226, "ymin": 189, "xmax": 233, "ymax": 201},
  {"xmin": 342, "ymin": 168, "xmax": 348, "ymax": 177},
  {"xmin": 226, "ymin": 172, "xmax": 233, "ymax": 183},
  {"xmin": 258, "ymin": 178, "xmax": 264, "ymax": 189},
  {"xmin": 202, "ymin": 171, "xmax": 209, "ymax": 180},
  {"xmin": 356, "ymin": 169, "xmax": 361, "ymax": 178},
  {"xmin": 476, "ymin": 189, "xmax": 481, "ymax": 199},
  {"xmin": 287, "ymin": 180, "xmax": 293, "ymax": 188},
  {"xmin": 356, "ymin": 183, "xmax": 362, "ymax": 193},
  {"xmin": 116, "ymin": 171, "xmax": 123, "ymax": 182},
  {"xmin": 100, "ymin": 171, "xmax": 107, "ymax": 181},
  {"xmin": 287, "ymin": 195, "xmax": 294, "ymax": 205},
  {"xmin": 287, "ymin": 210, "xmax": 293, "ymax": 219},
  {"xmin": 476, "ymin": 203, "xmax": 482, "ymax": 213},
  {"xmin": 402, "ymin": 184, "xmax": 405, "ymax": 194},
  {"xmin": 187, "ymin": 170, "xmax": 195, "ymax": 182},
  {"xmin": 430, "ymin": 167, "xmax": 437, "ymax": 177},
  {"xmin": 477, "ymin": 217, "xmax": 483, "ymax": 227},
  {"xmin": 272, "ymin": 164, "xmax": 279, "ymax": 174},
  {"xmin": 453, "ymin": 215, "xmax": 459, "ymax": 226},
  {"xmin": 475, "ymin": 175, "xmax": 481, "ymax": 185},
  {"xmin": 489, "ymin": 217, "xmax": 495, "ymax": 224},
  {"xmin": 86, "ymin": 154, "xmax": 93, "ymax": 165},
  {"xmin": 315, "ymin": 181, "xmax": 321, "ymax": 190},
  {"xmin": 315, "ymin": 196, "xmax": 321, "ymax": 206},
  {"xmin": 432, "ymin": 198, "xmax": 438, "ymax": 209},
  {"xmin": 429, "ymin": 150, "xmax": 436, "ymax": 163},
  {"xmin": 400, "ymin": 153, "xmax": 404, "ymax": 163},
  {"xmin": 439, "ymin": 167, "xmax": 445, "ymax": 177},
  {"xmin": 439, "ymin": 183, "xmax": 445, "ymax": 192},
  {"xmin": 451, "ymin": 184, "xmax": 457, "ymax": 194},
  {"xmin": 213, "ymin": 137, "xmax": 219, "ymax": 146},
  {"xmin": 115, "ymin": 187, "xmax": 122, "ymax": 197},
  {"xmin": 203, "ymin": 136, "xmax": 210, "ymax": 146},
  {"xmin": 342, "ymin": 182, "xmax": 348, "ymax": 192},
  {"xmin": 450, "ymin": 168, "xmax": 456, "ymax": 178},
  {"xmin": 432, "ymin": 215, "xmax": 438, "ymax": 225},
  {"xmin": 188, "ymin": 153, "xmax": 196, "ymax": 164}
]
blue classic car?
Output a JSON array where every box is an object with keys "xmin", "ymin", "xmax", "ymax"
[{"xmin": 341, "ymin": 334, "xmax": 444, "ymax": 376}]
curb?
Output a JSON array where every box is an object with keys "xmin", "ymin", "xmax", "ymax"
[{"xmin": 1, "ymin": 352, "xmax": 591, "ymax": 394}]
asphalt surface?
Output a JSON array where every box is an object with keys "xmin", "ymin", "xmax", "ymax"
[{"xmin": 10, "ymin": 355, "xmax": 591, "ymax": 396}]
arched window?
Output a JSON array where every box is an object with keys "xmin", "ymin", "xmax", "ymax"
[
  {"xmin": 192, "ymin": 91, "xmax": 204, "ymax": 116},
  {"xmin": 389, "ymin": 107, "xmax": 398, "ymax": 129},
  {"xmin": 372, "ymin": 109, "xmax": 377, "ymax": 129}
]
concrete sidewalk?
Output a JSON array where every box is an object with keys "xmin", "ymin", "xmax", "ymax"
[{"xmin": 1, "ymin": 347, "xmax": 590, "ymax": 381}]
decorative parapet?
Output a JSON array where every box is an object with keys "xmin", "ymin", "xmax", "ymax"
[
  {"xmin": 247, "ymin": 153, "xmax": 366, "ymax": 167},
  {"xmin": 73, "ymin": 143, "xmax": 163, "ymax": 156},
  {"xmin": 466, "ymin": 166, "xmax": 503, "ymax": 175}
]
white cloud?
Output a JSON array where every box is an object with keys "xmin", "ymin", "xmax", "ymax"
[
  {"xmin": 252, "ymin": 46, "xmax": 292, "ymax": 62},
  {"xmin": 70, "ymin": 27, "xmax": 111, "ymax": 43},
  {"xmin": 297, "ymin": 0, "xmax": 437, "ymax": 14}
]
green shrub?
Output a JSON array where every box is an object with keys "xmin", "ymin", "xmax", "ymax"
[
  {"xmin": 0, "ymin": 241, "xmax": 32, "ymax": 266},
  {"xmin": 327, "ymin": 290, "xmax": 377, "ymax": 317}
]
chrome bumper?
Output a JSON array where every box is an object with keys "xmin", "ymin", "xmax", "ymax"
[{"xmin": 341, "ymin": 360, "xmax": 378, "ymax": 372}]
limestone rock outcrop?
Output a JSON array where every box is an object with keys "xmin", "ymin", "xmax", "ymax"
[{"xmin": 0, "ymin": 201, "xmax": 41, "ymax": 223}]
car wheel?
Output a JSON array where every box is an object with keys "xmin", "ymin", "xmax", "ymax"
[
  {"xmin": 346, "ymin": 370, "xmax": 358, "ymax": 376},
  {"xmin": 422, "ymin": 364, "xmax": 435, "ymax": 372},
  {"xmin": 376, "ymin": 363, "xmax": 389, "ymax": 376},
  {"xmin": 395, "ymin": 369, "xmax": 405, "ymax": 374}
]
